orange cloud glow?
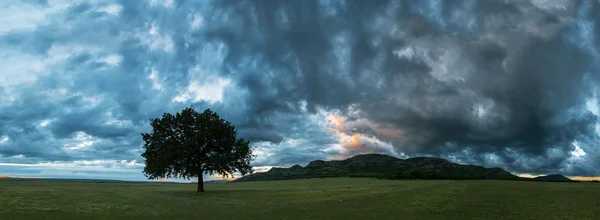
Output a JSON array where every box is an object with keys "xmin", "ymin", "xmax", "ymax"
[
  {"xmin": 571, "ymin": 176, "xmax": 600, "ymax": 181},
  {"xmin": 519, "ymin": 174, "xmax": 600, "ymax": 181},
  {"xmin": 330, "ymin": 115, "xmax": 346, "ymax": 133},
  {"xmin": 0, "ymin": 175, "xmax": 38, "ymax": 179},
  {"xmin": 340, "ymin": 133, "xmax": 361, "ymax": 149}
]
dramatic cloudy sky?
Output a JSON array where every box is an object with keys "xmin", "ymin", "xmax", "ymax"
[{"xmin": 1, "ymin": 0, "xmax": 600, "ymax": 181}]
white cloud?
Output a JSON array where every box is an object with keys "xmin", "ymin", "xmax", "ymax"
[
  {"xmin": 247, "ymin": 142, "xmax": 276, "ymax": 166},
  {"xmin": 63, "ymin": 132, "xmax": 95, "ymax": 151},
  {"xmin": 136, "ymin": 23, "xmax": 174, "ymax": 53},
  {"xmin": 173, "ymin": 77, "xmax": 232, "ymax": 103},
  {"xmin": 0, "ymin": 88, "xmax": 16, "ymax": 107},
  {"xmin": 299, "ymin": 100, "xmax": 308, "ymax": 112},
  {"xmin": 0, "ymin": 44, "xmax": 110, "ymax": 86},
  {"xmin": 587, "ymin": 97, "xmax": 599, "ymax": 116},
  {"xmin": 100, "ymin": 54, "xmax": 123, "ymax": 67},
  {"xmin": 571, "ymin": 141, "xmax": 586, "ymax": 158},
  {"xmin": 0, "ymin": 0, "xmax": 79, "ymax": 34},
  {"xmin": 0, "ymin": 159, "xmax": 146, "ymax": 181},
  {"xmin": 148, "ymin": 67, "xmax": 163, "ymax": 91},
  {"xmin": 190, "ymin": 13, "xmax": 205, "ymax": 29},
  {"xmin": 97, "ymin": 3, "xmax": 123, "ymax": 16},
  {"xmin": 0, "ymin": 52, "xmax": 47, "ymax": 85},
  {"xmin": 0, "ymin": 159, "xmax": 144, "ymax": 172},
  {"xmin": 0, "ymin": 3, "xmax": 47, "ymax": 35},
  {"xmin": 150, "ymin": 0, "xmax": 174, "ymax": 8},
  {"xmin": 0, "ymin": 136, "xmax": 9, "ymax": 144},
  {"xmin": 81, "ymin": 95, "xmax": 103, "ymax": 108},
  {"xmin": 102, "ymin": 111, "xmax": 133, "ymax": 127},
  {"xmin": 38, "ymin": 119, "xmax": 53, "ymax": 127},
  {"xmin": 530, "ymin": 0, "xmax": 574, "ymax": 12},
  {"xmin": 393, "ymin": 46, "xmax": 415, "ymax": 60},
  {"xmin": 174, "ymin": 42, "xmax": 232, "ymax": 103}
]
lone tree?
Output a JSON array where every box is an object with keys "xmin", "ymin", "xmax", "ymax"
[{"xmin": 141, "ymin": 107, "xmax": 253, "ymax": 192}]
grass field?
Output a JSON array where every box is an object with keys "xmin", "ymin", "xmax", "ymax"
[{"xmin": 1, "ymin": 178, "xmax": 599, "ymax": 220}]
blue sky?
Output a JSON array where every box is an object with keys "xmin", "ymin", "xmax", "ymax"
[{"xmin": 1, "ymin": 0, "xmax": 600, "ymax": 181}]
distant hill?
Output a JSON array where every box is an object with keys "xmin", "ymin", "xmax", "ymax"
[
  {"xmin": 203, "ymin": 180, "xmax": 230, "ymax": 184},
  {"xmin": 533, "ymin": 174, "xmax": 573, "ymax": 182},
  {"xmin": 235, "ymin": 154, "xmax": 519, "ymax": 182}
]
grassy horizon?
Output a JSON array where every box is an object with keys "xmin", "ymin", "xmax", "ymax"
[{"xmin": 1, "ymin": 178, "xmax": 599, "ymax": 219}]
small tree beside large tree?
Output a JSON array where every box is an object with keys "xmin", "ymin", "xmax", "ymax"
[{"xmin": 141, "ymin": 107, "xmax": 253, "ymax": 192}]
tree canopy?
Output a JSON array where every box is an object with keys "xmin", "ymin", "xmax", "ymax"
[{"xmin": 141, "ymin": 107, "xmax": 253, "ymax": 192}]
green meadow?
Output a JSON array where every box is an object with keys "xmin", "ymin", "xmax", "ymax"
[{"xmin": 1, "ymin": 178, "xmax": 599, "ymax": 220}]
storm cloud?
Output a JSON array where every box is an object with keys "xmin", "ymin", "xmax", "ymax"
[{"xmin": 1, "ymin": 0, "xmax": 599, "ymax": 179}]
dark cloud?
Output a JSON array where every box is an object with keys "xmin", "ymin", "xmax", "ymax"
[
  {"xmin": 1, "ymin": 0, "xmax": 599, "ymax": 180},
  {"xmin": 198, "ymin": 0, "xmax": 600, "ymax": 175}
]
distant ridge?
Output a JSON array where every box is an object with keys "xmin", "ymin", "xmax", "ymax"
[
  {"xmin": 533, "ymin": 174, "xmax": 573, "ymax": 182},
  {"xmin": 203, "ymin": 180, "xmax": 230, "ymax": 184},
  {"xmin": 235, "ymin": 154, "xmax": 520, "ymax": 182}
]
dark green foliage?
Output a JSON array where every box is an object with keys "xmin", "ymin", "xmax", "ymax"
[
  {"xmin": 234, "ymin": 154, "xmax": 519, "ymax": 182},
  {"xmin": 141, "ymin": 107, "xmax": 252, "ymax": 192}
]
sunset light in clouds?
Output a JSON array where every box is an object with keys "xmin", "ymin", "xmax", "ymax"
[
  {"xmin": 1, "ymin": 0, "xmax": 599, "ymax": 181},
  {"xmin": 340, "ymin": 134, "xmax": 362, "ymax": 149},
  {"xmin": 330, "ymin": 114, "xmax": 362, "ymax": 149},
  {"xmin": 329, "ymin": 115, "xmax": 346, "ymax": 133},
  {"xmin": 3, "ymin": 2, "xmax": 600, "ymax": 219}
]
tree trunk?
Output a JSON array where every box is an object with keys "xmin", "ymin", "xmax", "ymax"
[{"xmin": 197, "ymin": 174, "xmax": 205, "ymax": 192}]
